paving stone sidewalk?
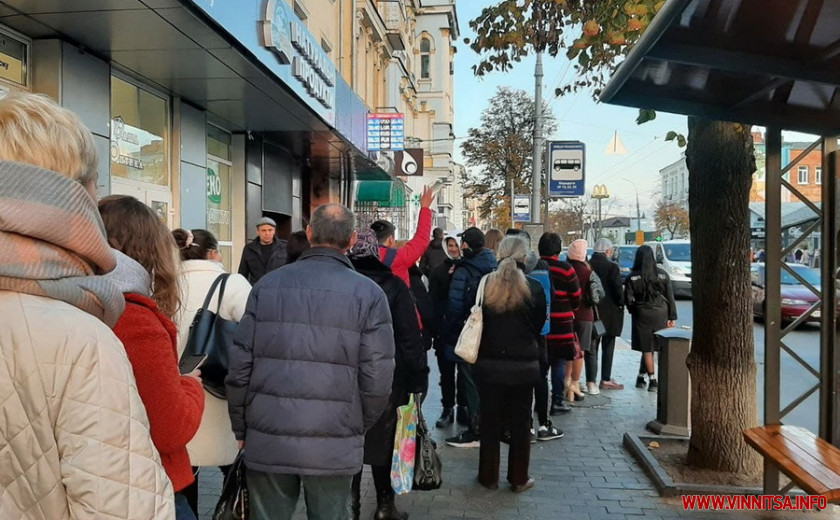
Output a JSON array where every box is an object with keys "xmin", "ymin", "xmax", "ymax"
[{"xmin": 198, "ymin": 341, "xmax": 837, "ymax": 519}]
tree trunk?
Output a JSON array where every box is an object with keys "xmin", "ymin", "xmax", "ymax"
[{"xmin": 685, "ymin": 118, "xmax": 761, "ymax": 475}]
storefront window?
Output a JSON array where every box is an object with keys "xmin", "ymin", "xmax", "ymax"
[
  {"xmin": 207, "ymin": 125, "xmax": 233, "ymax": 271},
  {"xmin": 0, "ymin": 29, "xmax": 27, "ymax": 88},
  {"xmin": 110, "ymin": 76, "xmax": 170, "ymax": 186}
]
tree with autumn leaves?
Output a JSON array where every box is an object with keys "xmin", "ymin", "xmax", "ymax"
[
  {"xmin": 467, "ymin": 0, "xmax": 761, "ymax": 475},
  {"xmin": 654, "ymin": 201, "xmax": 689, "ymax": 240}
]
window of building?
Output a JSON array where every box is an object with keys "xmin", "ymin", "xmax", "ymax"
[
  {"xmin": 0, "ymin": 27, "xmax": 28, "ymax": 89},
  {"xmin": 798, "ymin": 165, "xmax": 809, "ymax": 185},
  {"xmin": 321, "ymin": 37, "xmax": 332, "ymax": 56},
  {"xmin": 816, "ymin": 166, "xmax": 822, "ymax": 185},
  {"xmin": 420, "ymin": 38, "xmax": 431, "ymax": 79},
  {"xmin": 110, "ymin": 76, "xmax": 170, "ymax": 187},
  {"xmin": 206, "ymin": 124, "xmax": 233, "ymax": 271},
  {"xmin": 294, "ymin": 0, "xmax": 309, "ymax": 24}
]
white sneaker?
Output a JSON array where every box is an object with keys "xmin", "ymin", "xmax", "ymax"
[{"xmin": 586, "ymin": 382, "xmax": 600, "ymax": 395}]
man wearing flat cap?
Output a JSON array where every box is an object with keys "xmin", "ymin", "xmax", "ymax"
[{"xmin": 238, "ymin": 216, "xmax": 288, "ymax": 284}]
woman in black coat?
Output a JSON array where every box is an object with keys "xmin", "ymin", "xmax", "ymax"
[
  {"xmin": 588, "ymin": 239, "xmax": 625, "ymax": 390},
  {"xmin": 624, "ymin": 245, "xmax": 677, "ymax": 392},
  {"xmin": 475, "ymin": 236, "xmax": 547, "ymax": 493},
  {"xmin": 349, "ymin": 230, "xmax": 428, "ymax": 520}
]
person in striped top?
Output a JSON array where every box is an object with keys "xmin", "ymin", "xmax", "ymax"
[{"xmin": 539, "ymin": 232, "xmax": 581, "ymax": 415}]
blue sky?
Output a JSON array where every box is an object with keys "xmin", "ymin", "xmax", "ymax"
[{"xmin": 452, "ymin": 1, "xmax": 688, "ymax": 217}]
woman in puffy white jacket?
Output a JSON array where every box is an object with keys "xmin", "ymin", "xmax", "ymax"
[{"xmin": 172, "ymin": 228, "xmax": 252, "ymax": 514}]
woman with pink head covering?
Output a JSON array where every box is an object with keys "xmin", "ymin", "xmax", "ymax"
[{"xmin": 565, "ymin": 239, "xmax": 594, "ymax": 402}]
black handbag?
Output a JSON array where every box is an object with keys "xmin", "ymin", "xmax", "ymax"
[
  {"xmin": 213, "ymin": 451, "xmax": 249, "ymax": 520},
  {"xmin": 182, "ymin": 274, "xmax": 237, "ymax": 399},
  {"xmin": 413, "ymin": 400, "xmax": 442, "ymax": 491}
]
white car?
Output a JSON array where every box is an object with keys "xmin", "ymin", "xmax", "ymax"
[{"xmin": 645, "ymin": 240, "xmax": 692, "ymax": 298}]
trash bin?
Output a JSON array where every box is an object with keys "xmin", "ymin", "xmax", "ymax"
[{"xmin": 646, "ymin": 328, "xmax": 692, "ymax": 437}]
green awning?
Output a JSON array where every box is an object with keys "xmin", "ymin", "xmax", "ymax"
[{"xmin": 355, "ymin": 180, "xmax": 406, "ymax": 207}]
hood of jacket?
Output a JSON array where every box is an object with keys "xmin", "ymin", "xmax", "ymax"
[
  {"xmin": 103, "ymin": 249, "xmax": 152, "ymax": 296},
  {"xmin": 349, "ymin": 255, "xmax": 391, "ymax": 281},
  {"xmin": 442, "ymin": 234, "xmax": 462, "ymax": 261}
]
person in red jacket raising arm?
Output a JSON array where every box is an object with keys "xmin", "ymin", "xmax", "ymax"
[{"xmin": 371, "ymin": 184, "xmax": 437, "ymax": 287}]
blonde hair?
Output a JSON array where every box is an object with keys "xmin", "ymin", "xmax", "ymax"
[
  {"xmin": 0, "ymin": 91, "xmax": 98, "ymax": 187},
  {"xmin": 484, "ymin": 236, "xmax": 532, "ymax": 313}
]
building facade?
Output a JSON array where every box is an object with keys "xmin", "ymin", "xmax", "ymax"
[
  {"xmin": 659, "ymin": 153, "xmax": 689, "ymax": 209},
  {"xmin": 0, "ymin": 0, "xmax": 459, "ymax": 268}
]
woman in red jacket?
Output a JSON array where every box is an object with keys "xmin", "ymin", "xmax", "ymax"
[{"xmin": 99, "ymin": 195, "xmax": 205, "ymax": 520}]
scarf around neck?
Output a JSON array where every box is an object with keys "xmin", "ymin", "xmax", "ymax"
[{"xmin": 0, "ymin": 160, "xmax": 125, "ymax": 326}]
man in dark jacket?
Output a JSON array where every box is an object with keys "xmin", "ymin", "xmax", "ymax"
[
  {"xmin": 237, "ymin": 217, "xmax": 288, "ymax": 284},
  {"xmin": 419, "ymin": 227, "xmax": 447, "ymax": 276},
  {"xmin": 589, "ymin": 239, "xmax": 625, "ymax": 390},
  {"xmin": 443, "ymin": 228, "xmax": 498, "ymax": 448},
  {"xmin": 226, "ymin": 204, "xmax": 395, "ymax": 520}
]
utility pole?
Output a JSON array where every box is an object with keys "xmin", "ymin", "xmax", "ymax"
[
  {"xmin": 510, "ymin": 177, "xmax": 515, "ymax": 226},
  {"xmin": 531, "ymin": 51, "xmax": 544, "ymax": 224},
  {"xmin": 623, "ymin": 178, "xmax": 642, "ymax": 231}
]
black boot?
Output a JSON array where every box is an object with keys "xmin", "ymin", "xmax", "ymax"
[
  {"xmin": 374, "ymin": 490, "xmax": 408, "ymax": 520},
  {"xmin": 435, "ymin": 407, "xmax": 454, "ymax": 428}
]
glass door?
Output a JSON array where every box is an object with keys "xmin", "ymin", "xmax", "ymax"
[{"xmin": 207, "ymin": 124, "xmax": 233, "ymax": 271}]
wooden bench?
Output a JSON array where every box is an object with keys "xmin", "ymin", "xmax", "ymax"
[{"xmin": 743, "ymin": 424, "xmax": 840, "ymax": 503}]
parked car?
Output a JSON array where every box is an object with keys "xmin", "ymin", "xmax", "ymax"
[
  {"xmin": 646, "ymin": 240, "xmax": 692, "ymax": 298},
  {"xmin": 559, "ymin": 248, "xmax": 593, "ymax": 262},
  {"xmin": 611, "ymin": 245, "xmax": 639, "ymax": 280},
  {"xmin": 751, "ymin": 263, "xmax": 823, "ymax": 324}
]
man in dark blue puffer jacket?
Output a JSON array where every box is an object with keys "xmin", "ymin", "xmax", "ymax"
[{"xmin": 226, "ymin": 204, "xmax": 395, "ymax": 520}]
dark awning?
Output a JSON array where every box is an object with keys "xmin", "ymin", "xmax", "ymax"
[{"xmin": 600, "ymin": 0, "xmax": 840, "ymax": 135}]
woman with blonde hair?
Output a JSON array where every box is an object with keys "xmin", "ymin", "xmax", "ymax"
[
  {"xmin": 474, "ymin": 236, "xmax": 547, "ymax": 493},
  {"xmin": 99, "ymin": 195, "xmax": 205, "ymax": 520},
  {"xmin": 0, "ymin": 91, "xmax": 174, "ymax": 519}
]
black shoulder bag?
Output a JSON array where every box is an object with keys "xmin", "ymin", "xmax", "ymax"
[{"xmin": 182, "ymin": 274, "xmax": 237, "ymax": 399}]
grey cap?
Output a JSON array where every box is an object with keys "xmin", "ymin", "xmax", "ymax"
[
  {"xmin": 593, "ymin": 238, "xmax": 614, "ymax": 252},
  {"xmin": 256, "ymin": 217, "xmax": 277, "ymax": 228}
]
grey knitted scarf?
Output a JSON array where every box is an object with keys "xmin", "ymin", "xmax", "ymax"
[{"xmin": 0, "ymin": 160, "xmax": 125, "ymax": 326}]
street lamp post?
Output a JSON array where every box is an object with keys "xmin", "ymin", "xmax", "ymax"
[
  {"xmin": 623, "ymin": 178, "xmax": 642, "ymax": 231},
  {"xmin": 592, "ymin": 184, "xmax": 610, "ymax": 241}
]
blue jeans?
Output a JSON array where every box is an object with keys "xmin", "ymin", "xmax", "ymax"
[
  {"xmin": 174, "ymin": 493, "xmax": 196, "ymax": 520},
  {"xmin": 247, "ymin": 469, "xmax": 353, "ymax": 520},
  {"xmin": 550, "ymin": 358, "xmax": 567, "ymax": 403}
]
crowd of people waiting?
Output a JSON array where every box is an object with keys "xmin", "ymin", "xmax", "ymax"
[{"xmin": 0, "ymin": 91, "xmax": 678, "ymax": 520}]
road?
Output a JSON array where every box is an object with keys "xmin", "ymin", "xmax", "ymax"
[{"xmin": 618, "ymin": 299, "xmax": 822, "ymax": 433}]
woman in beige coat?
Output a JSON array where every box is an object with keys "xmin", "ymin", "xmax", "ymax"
[
  {"xmin": 0, "ymin": 92, "xmax": 174, "ymax": 519},
  {"xmin": 172, "ymin": 228, "xmax": 252, "ymax": 514}
]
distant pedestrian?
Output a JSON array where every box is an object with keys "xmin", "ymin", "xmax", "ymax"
[
  {"xmin": 372, "ymin": 185, "xmax": 436, "ymax": 286},
  {"xmin": 429, "ymin": 234, "xmax": 468, "ymax": 428},
  {"xmin": 237, "ymin": 217, "xmax": 288, "ymax": 284},
  {"xmin": 588, "ymin": 239, "xmax": 625, "ymax": 391},
  {"xmin": 566, "ymin": 239, "xmax": 593, "ymax": 402},
  {"xmin": 443, "ymin": 228, "xmax": 498, "ymax": 447},
  {"xmin": 800, "ymin": 247, "xmax": 811, "ymax": 266},
  {"xmin": 99, "ymin": 195, "xmax": 205, "ymax": 520},
  {"xmin": 625, "ymin": 245, "xmax": 677, "ymax": 391},
  {"xmin": 539, "ymin": 232, "xmax": 581, "ymax": 415},
  {"xmin": 484, "ymin": 228, "xmax": 504, "ymax": 258},
  {"xmin": 226, "ymin": 204, "xmax": 395, "ymax": 520},
  {"xmin": 348, "ymin": 230, "xmax": 428, "ymax": 520},
  {"xmin": 475, "ymin": 237, "xmax": 547, "ymax": 493},
  {"xmin": 419, "ymin": 227, "xmax": 447, "ymax": 276},
  {"xmin": 286, "ymin": 229, "xmax": 310, "ymax": 263}
]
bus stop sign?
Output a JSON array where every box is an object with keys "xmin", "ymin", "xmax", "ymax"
[{"xmin": 547, "ymin": 141, "xmax": 585, "ymax": 197}]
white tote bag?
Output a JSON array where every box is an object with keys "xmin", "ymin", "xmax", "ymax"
[{"xmin": 453, "ymin": 274, "xmax": 489, "ymax": 364}]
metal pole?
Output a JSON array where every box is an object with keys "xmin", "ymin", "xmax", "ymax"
[
  {"xmin": 764, "ymin": 127, "xmax": 783, "ymax": 493},
  {"xmin": 531, "ymin": 51, "xmax": 544, "ymax": 224},
  {"xmin": 511, "ymin": 177, "xmax": 515, "ymax": 227},
  {"xmin": 598, "ymin": 198, "xmax": 602, "ymax": 240},
  {"xmin": 636, "ymin": 191, "xmax": 642, "ymax": 231}
]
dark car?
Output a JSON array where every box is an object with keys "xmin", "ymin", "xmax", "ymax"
[
  {"xmin": 751, "ymin": 263, "xmax": 823, "ymax": 324},
  {"xmin": 611, "ymin": 245, "xmax": 640, "ymax": 280}
]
